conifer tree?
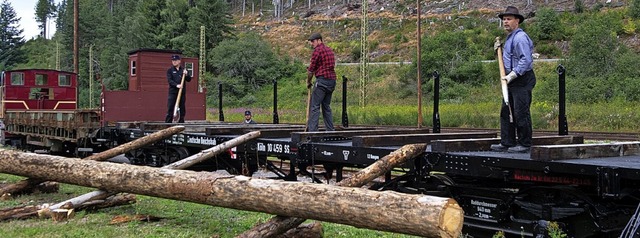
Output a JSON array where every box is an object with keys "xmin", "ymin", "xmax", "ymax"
[{"xmin": 0, "ymin": 0, "xmax": 25, "ymax": 71}]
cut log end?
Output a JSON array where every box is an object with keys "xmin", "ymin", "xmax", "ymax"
[
  {"xmin": 441, "ymin": 199, "xmax": 464, "ymax": 238},
  {"xmin": 50, "ymin": 208, "xmax": 75, "ymax": 222}
]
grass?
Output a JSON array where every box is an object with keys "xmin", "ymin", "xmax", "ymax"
[{"xmin": 0, "ymin": 174, "xmax": 417, "ymax": 238}]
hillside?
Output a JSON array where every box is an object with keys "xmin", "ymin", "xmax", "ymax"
[{"xmin": 231, "ymin": 0, "xmax": 628, "ymax": 62}]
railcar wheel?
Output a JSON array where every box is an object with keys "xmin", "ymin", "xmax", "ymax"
[{"xmin": 162, "ymin": 146, "xmax": 189, "ymax": 166}]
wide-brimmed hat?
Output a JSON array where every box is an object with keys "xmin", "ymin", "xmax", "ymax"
[
  {"xmin": 498, "ymin": 6, "xmax": 524, "ymax": 24},
  {"xmin": 308, "ymin": 33, "xmax": 322, "ymax": 41}
]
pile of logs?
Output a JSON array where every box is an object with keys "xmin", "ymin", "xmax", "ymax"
[{"xmin": 0, "ymin": 128, "xmax": 463, "ymax": 237}]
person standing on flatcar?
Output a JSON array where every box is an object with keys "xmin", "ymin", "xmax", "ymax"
[
  {"xmin": 165, "ymin": 55, "xmax": 192, "ymax": 123},
  {"xmin": 490, "ymin": 6, "xmax": 536, "ymax": 153},
  {"xmin": 306, "ymin": 33, "xmax": 336, "ymax": 132}
]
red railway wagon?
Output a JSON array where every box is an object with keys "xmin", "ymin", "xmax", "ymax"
[{"xmin": 0, "ymin": 69, "xmax": 77, "ymax": 116}]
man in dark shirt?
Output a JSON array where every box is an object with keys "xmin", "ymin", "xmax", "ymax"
[
  {"xmin": 306, "ymin": 33, "xmax": 336, "ymax": 131},
  {"xmin": 165, "ymin": 54, "xmax": 192, "ymax": 123},
  {"xmin": 244, "ymin": 110, "xmax": 257, "ymax": 124}
]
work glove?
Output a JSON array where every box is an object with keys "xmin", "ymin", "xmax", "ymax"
[
  {"xmin": 501, "ymin": 71, "xmax": 517, "ymax": 84},
  {"xmin": 493, "ymin": 40, "xmax": 502, "ymax": 51},
  {"xmin": 306, "ymin": 79, "xmax": 312, "ymax": 89}
]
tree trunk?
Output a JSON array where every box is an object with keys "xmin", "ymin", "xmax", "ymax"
[
  {"xmin": 237, "ymin": 144, "xmax": 458, "ymax": 238},
  {"xmin": 46, "ymin": 131, "xmax": 261, "ymax": 211},
  {"xmin": 0, "ymin": 126, "xmax": 185, "ymax": 196},
  {"xmin": 0, "ymin": 149, "xmax": 463, "ymax": 238}
]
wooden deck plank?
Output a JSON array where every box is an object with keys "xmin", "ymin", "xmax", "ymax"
[
  {"xmin": 431, "ymin": 135, "xmax": 585, "ymax": 152},
  {"xmin": 352, "ymin": 132, "xmax": 497, "ymax": 147},
  {"xmin": 531, "ymin": 141, "xmax": 640, "ymax": 161},
  {"xmin": 291, "ymin": 128, "xmax": 431, "ymax": 143}
]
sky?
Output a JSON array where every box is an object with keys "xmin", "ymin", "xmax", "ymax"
[{"xmin": 9, "ymin": 0, "xmax": 63, "ymax": 40}]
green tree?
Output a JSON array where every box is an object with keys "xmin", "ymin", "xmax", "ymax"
[
  {"xmin": 35, "ymin": 0, "xmax": 55, "ymax": 38},
  {"xmin": 183, "ymin": 0, "xmax": 235, "ymax": 56},
  {"xmin": 630, "ymin": 0, "xmax": 640, "ymax": 18},
  {"xmin": 0, "ymin": 0, "xmax": 25, "ymax": 71},
  {"xmin": 209, "ymin": 33, "xmax": 294, "ymax": 103},
  {"xmin": 529, "ymin": 7, "xmax": 563, "ymax": 41},
  {"xmin": 568, "ymin": 16, "xmax": 619, "ymax": 77}
]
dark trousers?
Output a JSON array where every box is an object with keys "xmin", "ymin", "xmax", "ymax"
[
  {"xmin": 307, "ymin": 77, "xmax": 336, "ymax": 131},
  {"xmin": 500, "ymin": 70, "xmax": 536, "ymax": 147},
  {"xmin": 165, "ymin": 90, "xmax": 186, "ymax": 123}
]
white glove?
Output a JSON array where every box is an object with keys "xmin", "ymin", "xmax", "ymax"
[
  {"xmin": 501, "ymin": 71, "xmax": 517, "ymax": 84},
  {"xmin": 493, "ymin": 41, "xmax": 502, "ymax": 51}
]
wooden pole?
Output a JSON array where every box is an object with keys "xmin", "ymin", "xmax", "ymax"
[
  {"xmin": 0, "ymin": 149, "xmax": 463, "ymax": 238},
  {"xmin": 0, "ymin": 126, "xmax": 186, "ymax": 196},
  {"xmin": 238, "ymin": 143, "xmax": 463, "ymax": 238}
]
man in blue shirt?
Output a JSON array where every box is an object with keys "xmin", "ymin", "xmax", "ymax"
[{"xmin": 491, "ymin": 6, "xmax": 536, "ymax": 153}]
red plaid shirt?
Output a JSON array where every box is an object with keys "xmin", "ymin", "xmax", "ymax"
[{"xmin": 308, "ymin": 43, "xmax": 336, "ymax": 80}]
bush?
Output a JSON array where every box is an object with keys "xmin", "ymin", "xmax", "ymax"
[{"xmin": 529, "ymin": 7, "xmax": 563, "ymax": 41}]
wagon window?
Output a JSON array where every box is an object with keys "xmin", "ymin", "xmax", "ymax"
[
  {"xmin": 59, "ymin": 74, "xmax": 71, "ymax": 86},
  {"xmin": 130, "ymin": 60, "xmax": 136, "ymax": 76},
  {"xmin": 185, "ymin": 62, "xmax": 194, "ymax": 77},
  {"xmin": 36, "ymin": 74, "xmax": 48, "ymax": 85},
  {"xmin": 11, "ymin": 72, "xmax": 24, "ymax": 85}
]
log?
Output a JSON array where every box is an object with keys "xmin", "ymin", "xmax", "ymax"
[
  {"xmin": 82, "ymin": 126, "xmax": 186, "ymax": 161},
  {"xmin": 45, "ymin": 131, "xmax": 261, "ymax": 212},
  {"xmin": 238, "ymin": 144, "xmax": 462, "ymax": 238},
  {"xmin": 0, "ymin": 149, "xmax": 462, "ymax": 238},
  {"xmin": 0, "ymin": 193, "xmax": 136, "ymax": 221},
  {"xmin": 0, "ymin": 126, "xmax": 185, "ymax": 196}
]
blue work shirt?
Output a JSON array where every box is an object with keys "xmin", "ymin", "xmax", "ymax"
[{"xmin": 503, "ymin": 28, "xmax": 534, "ymax": 76}]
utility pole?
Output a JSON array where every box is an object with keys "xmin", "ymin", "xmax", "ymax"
[
  {"xmin": 360, "ymin": 0, "xmax": 368, "ymax": 107},
  {"xmin": 199, "ymin": 26, "xmax": 206, "ymax": 93},
  {"xmin": 89, "ymin": 45, "xmax": 93, "ymax": 108},
  {"xmin": 73, "ymin": 0, "xmax": 79, "ymax": 73},
  {"xmin": 416, "ymin": 0, "xmax": 422, "ymax": 127}
]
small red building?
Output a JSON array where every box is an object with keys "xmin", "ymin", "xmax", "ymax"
[{"xmin": 102, "ymin": 49, "xmax": 206, "ymax": 123}]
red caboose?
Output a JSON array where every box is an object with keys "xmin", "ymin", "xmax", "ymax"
[
  {"xmin": 0, "ymin": 69, "xmax": 77, "ymax": 117},
  {"xmin": 102, "ymin": 49, "xmax": 206, "ymax": 123}
]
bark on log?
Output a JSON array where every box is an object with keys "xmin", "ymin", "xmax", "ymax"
[
  {"xmin": 0, "ymin": 149, "xmax": 463, "ymax": 238},
  {"xmin": 46, "ymin": 131, "xmax": 261, "ymax": 211},
  {"xmin": 0, "ymin": 126, "xmax": 185, "ymax": 196},
  {"xmin": 237, "ymin": 144, "xmax": 457, "ymax": 238},
  {"xmin": 278, "ymin": 221, "xmax": 323, "ymax": 238}
]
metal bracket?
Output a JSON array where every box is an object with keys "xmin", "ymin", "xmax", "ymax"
[{"xmin": 596, "ymin": 167, "xmax": 620, "ymax": 198}]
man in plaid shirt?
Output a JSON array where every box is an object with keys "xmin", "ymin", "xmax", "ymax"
[{"xmin": 306, "ymin": 33, "xmax": 337, "ymax": 131}]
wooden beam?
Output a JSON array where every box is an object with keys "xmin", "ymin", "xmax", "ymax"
[
  {"xmin": 205, "ymin": 125, "xmax": 305, "ymax": 136},
  {"xmin": 291, "ymin": 128, "xmax": 431, "ymax": 143},
  {"xmin": 431, "ymin": 135, "xmax": 584, "ymax": 152},
  {"xmin": 352, "ymin": 132, "xmax": 497, "ymax": 147},
  {"xmin": 531, "ymin": 141, "xmax": 640, "ymax": 161}
]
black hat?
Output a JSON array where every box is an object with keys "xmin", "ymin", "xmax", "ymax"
[
  {"xmin": 244, "ymin": 110, "xmax": 252, "ymax": 116},
  {"xmin": 171, "ymin": 55, "xmax": 181, "ymax": 60},
  {"xmin": 498, "ymin": 6, "xmax": 524, "ymax": 24},
  {"xmin": 308, "ymin": 33, "xmax": 322, "ymax": 41}
]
